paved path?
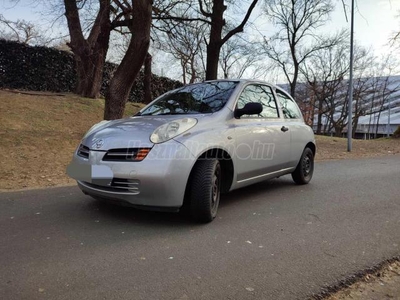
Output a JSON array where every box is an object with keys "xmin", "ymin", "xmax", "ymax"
[{"xmin": 1, "ymin": 156, "xmax": 399, "ymax": 300}]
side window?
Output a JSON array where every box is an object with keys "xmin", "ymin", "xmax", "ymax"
[
  {"xmin": 276, "ymin": 90, "xmax": 302, "ymax": 119},
  {"xmin": 237, "ymin": 84, "xmax": 279, "ymax": 118}
]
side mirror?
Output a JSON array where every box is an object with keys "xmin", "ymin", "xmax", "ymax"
[{"xmin": 234, "ymin": 102, "xmax": 263, "ymax": 119}]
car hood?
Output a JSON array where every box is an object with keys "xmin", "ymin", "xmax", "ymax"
[{"xmin": 82, "ymin": 116, "xmax": 187, "ymax": 150}]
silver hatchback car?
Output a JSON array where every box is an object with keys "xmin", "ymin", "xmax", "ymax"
[{"xmin": 67, "ymin": 80, "xmax": 315, "ymax": 222}]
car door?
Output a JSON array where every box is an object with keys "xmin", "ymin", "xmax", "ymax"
[
  {"xmin": 233, "ymin": 83, "xmax": 291, "ymax": 182},
  {"xmin": 275, "ymin": 88, "xmax": 306, "ymax": 167}
]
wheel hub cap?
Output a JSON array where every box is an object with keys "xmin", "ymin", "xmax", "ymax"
[{"xmin": 303, "ymin": 155, "xmax": 311, "ymax": 176}]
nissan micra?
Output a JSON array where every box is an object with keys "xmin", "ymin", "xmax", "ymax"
[{"xmin": 67, "ymin": 80, "xmax": 315, "ymax": 223}]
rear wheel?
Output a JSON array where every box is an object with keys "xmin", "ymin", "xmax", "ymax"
[
  {"xmin": 291, "ymin": 147, "xmax": 314, "ymax": 185},
  {"xmin": 189, "ymin": 159, "xmax": 221, "ymax": 223}
]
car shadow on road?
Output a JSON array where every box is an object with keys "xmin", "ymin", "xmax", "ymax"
[
  {"xmin": 80, "ymin": 176, "xmax": 296, "ymax": 227},
  {"xmin": 84, "ymin": 198, "xmax": 193, "ymax": 226},
  {"xmin": 219, "ymin": 176, "xmax": 295, "ymax": 208}
]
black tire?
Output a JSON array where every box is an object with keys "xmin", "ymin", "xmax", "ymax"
[
  {"xmin": 189, "ymin": 159, "xmax": 221, "ymax": 223},
  {"xmin": 291, "ymin": 147, "xmax": 314, "ymax": 185}
]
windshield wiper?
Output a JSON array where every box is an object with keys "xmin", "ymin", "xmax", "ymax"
[
  {"xmin": 156, "ymin": 112, "xmax": 183, "ymax": 115},
  {"xmin": 141, "ymin": 112, "xmax": 183, "ymax": 116}
]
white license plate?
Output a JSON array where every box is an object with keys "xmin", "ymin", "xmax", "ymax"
[{"xmin": 67, "ymin": 163, "xmax": 113, "ymax": 186}]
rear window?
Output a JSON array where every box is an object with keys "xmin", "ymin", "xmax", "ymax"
[{"xmin": 276, "ymin": 90, "xmax": 302, "ymax": 119}]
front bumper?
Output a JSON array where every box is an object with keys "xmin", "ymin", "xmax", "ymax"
[{"xmin": 67, "ymin": 140, "xmax": 196, "ymax": 209}]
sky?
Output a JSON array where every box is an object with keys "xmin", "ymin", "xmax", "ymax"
[
  {"xmin": 329, "ymin": 0, "xmax": 400, "ymax": 55},
  {"xmin": 1, "ymin": 0, "xmax": 400, "ymax": 78},
  {"xmin": 2, "ymin": 0, "xmax": 399, "ymax": 51}
]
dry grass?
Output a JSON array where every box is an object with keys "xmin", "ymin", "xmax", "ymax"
[
  {"xmin": 325, "ymin": 261, "xmax": 400, "ymax": 300},
  {"xmin": 0, "ymin": 90, "xmax": 143, "ymax": 190},
  {"xmin": 315, "ymin": 135, "xmax": 400, "ymax": 161},
  {"xmin": 0, "ymin": 89, "xmax": 399, "ymax": 191}
]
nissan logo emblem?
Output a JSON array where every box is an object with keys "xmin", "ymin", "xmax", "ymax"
[{"xmin": 92, "ymin": 139, "xmax": 104, "ymax": 149}]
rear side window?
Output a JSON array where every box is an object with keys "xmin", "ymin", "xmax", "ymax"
[
  {"xmin": 237, "ymin": 84, "xmax": 279, "ymax": 118},
  {"xmin": 276, "ymin": 90, "xmax": 302, "ymax": 119}
]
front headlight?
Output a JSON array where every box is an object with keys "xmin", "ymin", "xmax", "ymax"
[
  {"xmin": 83, "ymin": 120, "xmax": 110, "ymax": 138},
  {"xmin": 150, "ymin": 118, "xmax": 197, "ymax": 144}
]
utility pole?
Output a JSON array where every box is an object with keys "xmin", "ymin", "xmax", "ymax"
[
  {"xmin": 347, "ymin": 0, "xmax": 355, "ymax": 151},
  {"xmin": 387, "ymin": 97, "xmax": 391, "ymax": 137}
]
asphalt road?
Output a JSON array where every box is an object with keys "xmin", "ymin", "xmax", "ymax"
[{"xmin": 1, "ymin": 156, "xmax": 400, "ymax": 300}]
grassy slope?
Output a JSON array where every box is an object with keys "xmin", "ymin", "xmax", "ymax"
[
  {"xmin": 0, "ymin": 90, "xmax": 399, "ymax": 190},
  {"xmin": 314, "ymin": 135, "xmax": 400, "ymax": 161},
  {"xmin": 0, "ymin": 90, "xmax": 143, "ymax": 190}
]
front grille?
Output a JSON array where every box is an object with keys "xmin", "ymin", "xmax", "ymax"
[
  {"xmin": 77, "ymin": 144, "xmax": 89, "ymax": 159},
  {"xmin": 102, "ymin": 148, "xmax": 150, "ymax": 161}
]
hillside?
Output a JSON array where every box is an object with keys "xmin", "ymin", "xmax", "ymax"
[
  {"xmin": 0, "ymin": 90, "xmax": 143, "ymax": 190},
  {"xmin": 0, "ymin": 89, "xmax": 399, "ymax": 191}
]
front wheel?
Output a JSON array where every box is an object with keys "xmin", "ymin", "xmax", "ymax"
[
  {"xmin": 291, "ymin": 147, "xmax": 314, "ymax": 185},
  {"xmin": 189, "ymin": 159, "xmax": 221, "ymax": 223}
]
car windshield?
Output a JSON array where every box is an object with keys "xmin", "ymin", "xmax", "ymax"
[{"xmin": 140, "ymin": 81, "xmax": 238, "ymax": 116}]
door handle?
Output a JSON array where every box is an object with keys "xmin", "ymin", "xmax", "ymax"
[{"xmin": 281, "ymin": 126, "xmax": 289, "ymax": 132}]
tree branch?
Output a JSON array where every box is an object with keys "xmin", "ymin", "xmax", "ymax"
[
  {"xmin": 221, "ymin": 0, "xmax": 259, "ymax": 45},
  {"xmin": 198, "ymin": 0, "xmax": 212, "ymax": 18}
]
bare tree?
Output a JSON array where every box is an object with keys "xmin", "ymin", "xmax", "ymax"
[
  {"xmin": 104, "ymin": 0, "xmax": 153, "ymax": 120},
  {"xmin": 143, "ymin": 52, "xmax": 153, "ymax": 104},
  {"xmin": 62, "ymin": 0, "xmax": 154, "ymax": 118},
  {"xmin": 63, "ymin": 0, "xmax": 111, "ymax": 98},
  {"xmin": 390, "ymin": 10, "xmax": 400, "ymax": 48},
  {"xmin": 156, "ymin": 0, "xmax": 260, "ymax": 80},
  {"xmin": 155, "ymin": 22, "xmax": 205, "ymax": 84},
  {"xmin": 301, "ymin": 35, "xmax": 350, "ymax": 134},
  {"xmin": 219, "ymin": 37, "xmax": 262, "ymax": 79},
  {"xmin": 263, "ymin": 0, "xmax": 337, "ymax": 97},
  {"xmin": 5, "ymin": 0, "xmax": 157, "ymax": 119},
  {"xmin": 1, "ymin": 1, "xmax": 110, "ymax": 98},
  {"xmin": 350, "ymin": 52, "xmax": 376, "ymax": 137},
  {"xmin": 0, "ymin": 14, "xmax": 51, "ymax": 45},
  {"xmin": 302, "ymin": 41, "xmax": 400, "ymax": 138},
  {"xmin": 365, "ymin": 55, "xmax": 400, "ymax": 137},
  {"xmin": 199, "ymin": 0, "xmax": 259, "ymax": 80}
]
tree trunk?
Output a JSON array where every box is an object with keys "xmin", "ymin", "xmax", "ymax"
[
  {"xmin": 375, "ymin": 111, "xmax": 382, "ymax": 138},
  {"xmin": 104, "ymin": 0, "xmax": 152, "ymax": 120},
  {"xmin": 305, "ymin": 89, "xmax": 314, "ymax": 127},
  {"xmin": 352, "ymin": 116, "xmax": 359, "ymax": 138},
  {"xmin": 289, "ymin": 52, "xmax": 299, "ymax": 97},
  {"xmin": 189, "ymin": 56, "xmax": 197, "ymax": 83},
  {"xmin": 205, "ymin": 0, "xmax": 226, "ymax": 80},
  {"xmin": 74, "ymin": 38, "xmax": 109, "ymax": 98},
  {"xmin": 202, "ymin": 0, "xmax": 258, "ymax": 80},
  {"xmin": 205, "ymin": 41, "xmax": 222, "ymax": 80},
  {"xmin": 181, "ymin": 61, "xmax": 187, "ymax": 85},
  {"xmin": 64, "ymin": 0, "xmax": 110, "ymax": 99},
  {"xmin": 334, "ymin": 124, "xmax": 342, "ymax": 137},
  {"xmin": 143, "ymin": 52, "xmax": 152, "ymax": 104},
  {"xmin": 289, "ymin": 80, "xmax": 297, "ymax": 98},
  {"xmin": 316, "ymin": 96, "xmax": 324, "ymax": 134}
]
